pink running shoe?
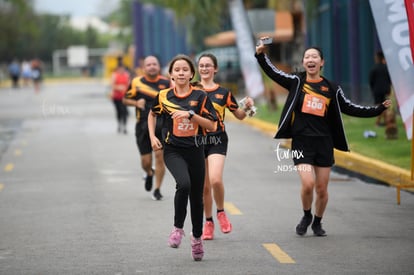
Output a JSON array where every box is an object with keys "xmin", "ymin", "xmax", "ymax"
[
  {"xmin": 202, "ymin": 221, "xmax": 214, "ymax": 240},
  {"xmin": 217, "ymin": 211, "xmax": 232, "ymax": 233},
  {"xmin": 168, "ymin": 227, "xmax": 184, "ymax": 248},
  {"xmin": 191, "ymin": 235, "xmax": 204, "ymax": 261}
]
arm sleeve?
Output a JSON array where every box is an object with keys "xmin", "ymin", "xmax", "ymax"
[
  {"xmin": 337, "ymin": 86, "xmax": 386, "ymax": 117},
  {"xmin": 255, "ymin": 52, "xmax": 298, "ymax": 90},
  {"xmin": 200, "ymin": 95, "xmax": 218, "ymax": 121},
  {"xmin": 125, "ymin": 78, "xmax": 138, "ymax": 99},
  {"xmin": 151, "ymin": 94, "xmax": 162, "ymax": 115},
  {"xmin": 227, "ymin": 91, "xmax": 239, "ymax": 112}
]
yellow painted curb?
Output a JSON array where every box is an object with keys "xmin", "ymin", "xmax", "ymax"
[{"xmin": 334, "ymin": 150, "xmax": 412, "ymax": 187}]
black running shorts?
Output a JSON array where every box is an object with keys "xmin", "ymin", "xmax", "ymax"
[
  {"xmin": 291, "ymin": 135, "xmax": 334, "ymax": 167},
  {"xmin": 135, "ymin": 120, "xmax": 163, "ymax": 155},
  {"xmin": 203, "ymin": 132, "xmax": 229, "ymax": 157}
]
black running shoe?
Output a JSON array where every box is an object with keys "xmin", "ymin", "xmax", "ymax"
[
  {"xmin": 144, "ymin": 169, "xmax": 154, "ymax": 191},
  {"xmin": 152, "ymin": 188, "xmax": 163, "ymax": 201},
  {"xmin": 311, "ymin": 223, "xmax": 327, "ymax": 237},
  {"xmin": 296, "ymin": 215, "xmax": 313, "ymax": 235}
]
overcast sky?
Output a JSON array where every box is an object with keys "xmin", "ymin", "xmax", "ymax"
[{"xmin": 34, "ymin": 0, "xmax": 119, "ymax": 17}]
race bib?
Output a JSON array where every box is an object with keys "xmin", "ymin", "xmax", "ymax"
[
  {"xmin": 301, "ymin": 93, "xmax": 327, "ymax": 117},
  {"xmin": 173, "ymin": 117, "xmax": 198, "ymax": 137}
]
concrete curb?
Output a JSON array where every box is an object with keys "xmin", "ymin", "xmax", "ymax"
[{"xmin": 229, "ymin": 116, "xmax": 414, "ymax": 203}]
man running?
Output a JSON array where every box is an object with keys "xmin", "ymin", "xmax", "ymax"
[{"xmin": 123, "ymin": 56, "xmax": 171, "ymax": 200}]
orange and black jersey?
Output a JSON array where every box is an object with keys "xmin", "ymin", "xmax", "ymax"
[
  {"xmin": 204, "ymin": 84, "xmax": 238, "ymax": 134},
  {"xmin": 151, "ymin": 87, "xmax": 218, "ymax": 148},
  {"xmin": 292, "ymin": 78, "xmax": 333, "ymax": 136},
  {"xmin": 125, "ymin": 75, "xmax": 170, "ymax": 123}
]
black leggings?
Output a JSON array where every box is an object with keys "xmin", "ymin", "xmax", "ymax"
[
  {"xmin": 113, "ymin": 99, "xmax": 128, "ymax": 125},
  {"xmin": 163, "ymin": 144, "xmax": 205, "ymax": 238}
]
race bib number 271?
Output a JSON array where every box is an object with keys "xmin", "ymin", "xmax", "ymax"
[{"xmin": 173, "ymin": 117, "xmax": 198, "ymax": 137}]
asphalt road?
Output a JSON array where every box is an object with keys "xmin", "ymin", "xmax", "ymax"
[{"xmin": 0, "ymin": 80, "xmax": 413, "ymax": 275}]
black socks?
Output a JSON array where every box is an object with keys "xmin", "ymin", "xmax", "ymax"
[
  {"xmin": 206, "ymin": 209, "xmax": 224, "ymax": 222},
  {"xmin": 313, "ymin": 215, "xmax": 322, "ymax": 225}
]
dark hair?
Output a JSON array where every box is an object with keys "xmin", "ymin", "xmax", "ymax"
[
  {"xmin": 190, "ymin": 81, "xmax": 204, "ymax": 89},
  {"xmin": 168, "ymin": 54, "xmax": 196, "ymax": 80},
  {"xmin": 117, "ymin": 56, "xmax": 124, "ymax": 67},
  {"xmin": 293, "ymin": 69, "xmax": 307, "ymax": 79},
  {"xmin": 303, "ymin": 46, "xmax": 324, "ymax": 60},
  {"xmin": 301, "ymin": 46, "xmax": 324, "ymax": 72},
  {"xmin": 197, "ymin": 53, "xmax": 218, "ymax": 69}
]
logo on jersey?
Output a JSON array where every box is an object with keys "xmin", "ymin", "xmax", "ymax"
[
  {"xmin": 189, "ymin": 100, "xmax": 199, "ymax": 107},
  {"xmin": 320, "ymin": 85, "xmax": 329, "ymax": 92}
]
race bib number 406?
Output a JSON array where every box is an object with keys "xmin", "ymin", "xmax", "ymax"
[
  {"xmin": 301, "ymin": 93, "xmax": 327, "ymax": 117},
  {"xmin": 173, "ymin": 117, "xmax": 198, "ymax": 137}
]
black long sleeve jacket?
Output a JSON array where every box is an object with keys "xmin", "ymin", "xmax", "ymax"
[{"xmin": 255, "ymin": 52, "xmax": 386, "ymax": 152}]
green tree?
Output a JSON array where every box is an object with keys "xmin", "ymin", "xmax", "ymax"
[
  {"xmin": 0, "ymin": 0, "xmax": 38, "ymax": 61},
  {"xmin": 30, "ymin": 15, "xmax": 84, "ymax": 61},
  {"xmin": 84, "ymin": 26, "xmax": 100, "ymax": 48},
  {"xmin": 102, "ymin": 0, "xmax": 134, "ymax": 48},
  {"xmin": 105, "ymin": 0, "xmax": 134, "ymax": 27},
  {"xmin": 0, "ymin": 0, "xmax": 108, "ymax": 63}
]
